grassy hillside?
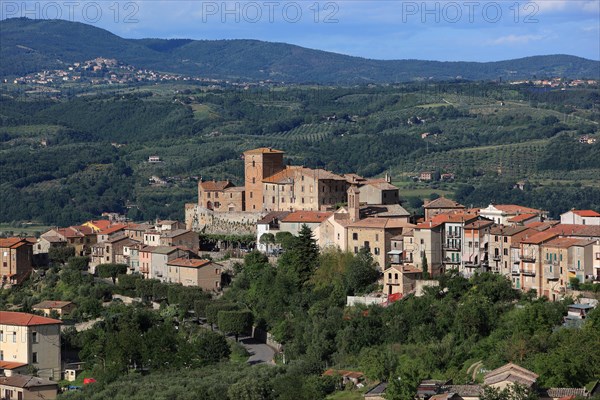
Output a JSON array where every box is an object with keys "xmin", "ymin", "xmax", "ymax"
[{"xmin": 1, "ymin": 18, "xmax": 599, "ymax": 82}]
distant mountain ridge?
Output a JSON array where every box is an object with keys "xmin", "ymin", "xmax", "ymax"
[{"xmin": 1, "ymin": 18, "xmax": 599, "ymax": 83}]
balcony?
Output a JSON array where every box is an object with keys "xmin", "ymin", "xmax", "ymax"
[
  {"xmin": 520, "ymin": 254, "xmax": 536, "ymax": 263},
  {"xmin": 443, "ymin": 243, "xmax": 461, "ymax": 251},
  {"xmin": 464, "ymin": 261, "xmax": 481, "ymax": 268},
  {"xmin": 511, "ymin": 266, "xmax": 520, "ymax": 275},
  {"xmin": 544, "ymin": 265, "xmax": 559, "ymax": 280},
  {"xmin": 446, "ymin": 231, "xmax": 460, "ymax": 238},
  {"xmin": 444, "ymin": 257, "xmax": 460, "ymax": 264},
  {"xmin": 520, "ymin": 268, "xmax": 536, "ymax": 277},
  {"xmin": 387, "ymin": 279, "xmax": 400, "ymax": 286},
  {"xmin": 492, "ymin": 255, "xmax": 501, "ymax": 261}
]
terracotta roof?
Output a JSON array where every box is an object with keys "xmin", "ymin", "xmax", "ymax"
[
  {"xmin": 262, "ymin": 167, "xmax": 297, "ymax": 184},
  {"xmin": 484, "ymin": 363, "xmax": 538, "ymax": 387},
  {"xmin": 527, "ymin": 221, "xmax": 560, "ymax": 231},
  {"xmin": 161, "ymin": 229, "xmax": 192, "ymax": 238},
  {"xmin": 440, "ymin": 385, "xmax": 483, "ymax": 397},
  {"xmin": 508, "ymin": 213, "xmax": 538, "ymax": 223},
  {"xmin": 98, "ymin": 224, "xmax": 127, "ymax": 235},
  {"xmin": 224, "ymin": 186, "xmax": 245, "ymax": 192},
  {"xmin": 489, "ymin": 225, "xmax": 530, "ymax": 236},
  {"xmin": 32, "ymin": 300, "xmax": 74, "ymax": 309},
  {"xmin": 257, "ymin": 211, "xmax": 290, "ymax": 224},
  {"xmin": 487, "ymin": 204, "xmax": 542, "ymax": 214},
  {"xmin": 464, "ymin": 220, "xmax": 494, "ymax": 229},
  {"xmin": 542, "ymin": 388, "xmax": 588, "ymax": 398},
  {"xmin": 416, "ymin": 213, "xmax": 479, "ymax": 229},
  {"xmin": 521, "ymin": 230, "xmax": 559, "ymax": 245},
  {"xmin": 0, "ymin": 374, "xmax": 59, "ymax": 389},
  {"xmin": 281, "ymin": 211, "xmax": 332, "ymax": 224},
  {"xmin": 0, "ymin": 238, "xmax": 30, "ymax": 249},
  {"xmin": 571, "ymin": 210, "xmax": 600, "ymax": 217},
  {"xmin": 85, "ymin": 219, "xmax": 112, "ymax": 231},
  {"xmin": 0, "ymin": 311, "xmax": 61, "ymax": 326},
  {"xmin": 544, "ymin": 237, "xmax": 581, "ymax": 249},
  {"xmin": 150, "ymin": 246, "xmax": 180, "ymax": 255},
  {"xmin": 363, "ymin": 179, "xmax": 398, "ymax": 191},
  {"xmin": 167, "ymin": 258, "xmax": 216, "ymax": 268},
  {"xmin": 424, "ymin": 197, "xmax": 465, "ymax": 209},
  {"xmin": 361, "ymin": 204, "xmax": 410, "ymax": 218},
  {"xmin": 41, "ymin": 235, "xmax": 66, "ymax": 243},
  {"xmin": 348, "ymin": 217, "xmax": 412, "ymax": 229},
  {"xmin": 200, "ymin": 180, "xmax": 234, "ymax": 191},
  {"xmin": 545, "ymin": 224, "xmax": 600, "ymax": 238},
  {"xmin": 263, "ymin": 166, "xmax": 345, "ymax": 183},
  {"xmin": 0, "ymin": 361, "xmax": 27, "ymax": 370},
  {"xmin": 243, "ymin": 147, "xmax": 284, "ymax": 155}
]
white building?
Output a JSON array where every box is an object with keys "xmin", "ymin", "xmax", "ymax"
[{"xmin": 560, "ymin": 210, "xmax": 600, "ymax": 226}]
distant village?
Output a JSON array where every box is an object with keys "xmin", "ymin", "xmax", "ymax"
[
  {"xmin": 1, "ymin": 146, "xmax": 599, "ymax": 399},
  {"xmin": 6, "ymin": 57, "xmax": 277, "ymax": 89}
]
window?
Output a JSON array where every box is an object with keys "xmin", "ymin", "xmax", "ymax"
[
  {"xmin": 215, "ymin": 269, "xmax": 219, "ymax": 275},
  {"xmin": 272, "ymin": 197, "xmax": 275, "ymax": 203},
  {"xmin": 354, "ymin": 246, "xmax": 358, "ymax": 254},
  {"xmin": 420, "ymin": 239, "xmax": 424, "ymax": 245},
  {"xmin": 252, "ymin": 160, "xmax": 255, "ymax": 167},
  {"xmin": 494, "ymin": 235, "xmax": 498, "ymax": 242},
  {"xmin": 0, "ymin": 330, "xmax": 3, "ymax": 341},
  {"xmin": 374, "ymin": 248, "xmax": 380, "ymax": 255},
  {"xmin": 207, "ymin": 192, "xmax": 211, "ymax": 198},
  {"xmin": 337, "ymin": 233, "xmax": 340, "ymax": 240},
  {"xmin": 352, "ymin": 233, "xmax": 358, "ymax": 240},
  {"xmin": 250, "ymin": 192, "xmax": 253, "ymax": 198},
  {"xmin": 503, "ymin": 249, "xmax": 508, "ymax": 256},
  {"xmin": 252, "ymin": 178, "xmax": 255, "ymax": 184},
  {"xmin": 375, "ymin": 234, "xmax": 379, "ymax": 241},
  {"xmin": 504, "ymin": 237, "xmax": 508, "ymax": 243},
  {"xmin": 12, "ymin": 332, "xmax": 16, "ymax": 343},
  {"xmin": 0, "ymin": 350, "xmax": 3, "ymax": 361},
  {"xmin": 32, "ymin": 352, "xmax": 38, "ymax": 363},
  {"xmin": 32, "ymin": 332, "xmax": 38, "ymax": 343}
]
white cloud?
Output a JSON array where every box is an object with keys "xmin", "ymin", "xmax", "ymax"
[{"xmin": 490, "ymin": 34, "xmax": 544, "ymax": 45}]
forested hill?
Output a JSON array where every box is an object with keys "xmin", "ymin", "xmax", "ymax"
[{"xmin": 1, "ymin": 18, "xmax": 599, "ymax": 83}]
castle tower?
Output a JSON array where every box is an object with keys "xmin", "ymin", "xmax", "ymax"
[
  {"xmin": 243, "ymin": 148, "xmax": 285, "ymax": 211},
  {"xmin": 347, "ymin": 185, "xmax": 361, "ymax": 222}
]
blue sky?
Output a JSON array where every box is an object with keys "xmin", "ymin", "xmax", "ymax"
[{"xmin": 3, "ymin": 1, "xmax": 599, "ymax": 61}]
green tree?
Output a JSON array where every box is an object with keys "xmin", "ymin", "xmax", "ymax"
[
  {"xmin": 481, "ymin": 383, "xmax": 539, "ymax": 400},
  {"xmin": 206, "ymin": 302, "xmax": 238, "ymax": 329},
  {"xmin": 217, "ymin": 310, "xmax": 254, "ymax": 341},
  {"xmin": 345, "ymin": 248, "xmax": 380, "ymax": 295},
  {"xmin": 97, "ymin": 263, "xmax": 128, "ymax": 284},
  {"xmin": 49, "ymin": 246, "xmax": 75, "ymax": 265}
]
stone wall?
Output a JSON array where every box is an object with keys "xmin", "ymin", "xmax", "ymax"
[{"xmin": 185, "ymin": 203, "xmax": 266, "ymax": 235}]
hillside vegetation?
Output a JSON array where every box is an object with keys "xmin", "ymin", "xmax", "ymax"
[
  {"xmin": 1, "ymin": 80, "xmax": 599, "ymax": 226},
  {"xmin": 1, "ymin": 18, "xmax": 599, "ymax": 82}
]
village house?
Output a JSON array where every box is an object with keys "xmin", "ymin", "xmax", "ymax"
[
  {"xmin": 346, "ymin": 217, "xmax": 413, "ymax": 271},
  {"xmin": 0, "ymin": 374, "xmax": 59, "ymax": 400},
  {"xmin": 41, "ymin": 226, "xmax": 96, "ymax": 256},
  {"xmin": 89, "ymin": 235, "xmax": 138, "ymax": 274},
  {"xmin": 146, "ymin": 246, "xmax": 189, "ymax": 281},
  {"xmin": 256, "ymin": 211, "xmax": 290, "ymax": 252},
  {"xmin": 593, "ymin": 240, "xmax": 600, "ymax": 282},
  {"xmin": 155, "ymin": 220, "xmax": 186, "ymax": 232},
  {"xmin": 517, "ymin": 230, "xmax": 560, "ymax": 293},
  {"xmin": 560, "ymin": 209, "xmax": 600, "ymax": 226},
  {"xmin": 159, "ymin": 229, "xmax": 199, "ymax": 252},
  {"xmin": 461, "ymin": 219, "xmax": 494, "ymax": 277},
  {"xmin": 540, "ymin": 237, "xmax": 581, "ymax": 300},
  {"xmin": 125, "ymin": 223, "xmax": 154, "ymax": 242},
  {"xmin": 388, "ymin": 229, "xmax": 415, "ymax": 265},
  {"xmin": 262, "ymin": 166, "xmax": 348, "ymax": 212},
  {"xmin": 280, "ymin": 211, "xmax": 332, "ymax": 240},
  {"xmin": 507, "ymin": 213, "xmax": 541, "ymax": 226},
  {"xmin": 198, "ymin": 180, "xmax": 245, "ymax": 212},
  {"xmin": 478, "ymin": 204, "xmax": 547, "ymax": 225},
  {"xmin": 0, "ymin": 238, "xmax": 33, "ymax": 286},
  {"xmin": 96, "ymin": 224, "xmax": 127, "ymax": 243},
  {"xmin": 244, "ymin": 147, "xmax": 286, "ymax": 211},
  {"xmin": 166, "ymin": 258, "xmax": 223, "ymax": 291},
  {"xmin": 82, "ymin": 219, "xmax": 112, "ymax": 233},
  {"xmin": 358, "ymin": 175, "xmax": 400, "ymax": 205},
  {"xmin": 123, "ymin": 242, "xmax": 142, "ymax": 274},
  {"xmin": 0, "ymin": 312, "xmax": 61, "ymax": 380},
  {"xmin": 143, "ymin": 230, "xmax": 162, "ymax": 246},
  {"xmin": 488, "ymin": 226, "xmax": 535, "ymax": 276},
  {"xmin": 31, "ymin": 301, "xmax": 76, "ymax": 319},
  {"xmin": 423, "ymin": 197, "xmax": 465, "ymax": 220},
  {"xmin": 382, "ymin": 264, "xmax": 423, "ymax": 296}
]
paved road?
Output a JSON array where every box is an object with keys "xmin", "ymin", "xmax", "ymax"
[
  {"xmin": 198, "ymin": 322, "xmax": 276, "ymax": 365},
  {"xmin": 239, "ymin": 336, "xmax": 276, "ymax": 366}
]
